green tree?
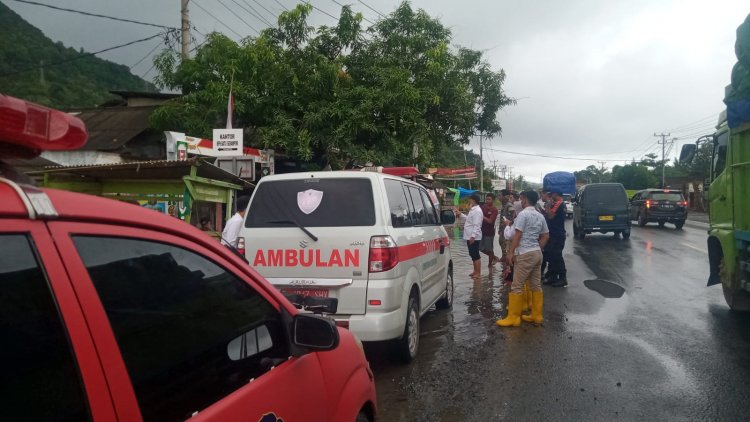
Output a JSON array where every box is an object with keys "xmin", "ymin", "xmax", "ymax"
[
  {"xmin": 611, "ymin": 164, "xmax": 658, "ymax": 189},
  {"xmin": 151, "ymin": 2, "xmax": 513, "ymax": 169}
]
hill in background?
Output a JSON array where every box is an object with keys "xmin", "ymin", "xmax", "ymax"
[{"xmin": 0, "ymin": 2, "xmax": 157, "ymax": 109}]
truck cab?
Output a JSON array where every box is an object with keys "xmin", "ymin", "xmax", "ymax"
[{"xmin": 680, "ymin": 110, "xmax": 750, "ymax": 310}]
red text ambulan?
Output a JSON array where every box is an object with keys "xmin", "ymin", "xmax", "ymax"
[{"xmin": 253, "ymin": 249, "xmax": 360, "ymax": 267}]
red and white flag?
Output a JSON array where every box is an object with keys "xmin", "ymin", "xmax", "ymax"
[{"xmin": 226, "ymin": 90, "xmax": 234, "ymax": 129}]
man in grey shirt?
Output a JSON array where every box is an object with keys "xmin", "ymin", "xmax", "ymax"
[{"xmin": 498, "ymin": 190, "xmax": 550, "ymax": 327}]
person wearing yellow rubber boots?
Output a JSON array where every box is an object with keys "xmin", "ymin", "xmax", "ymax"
[{"xmin": 497, "ymin": 190, "xmax": 550, "ymax": 327}]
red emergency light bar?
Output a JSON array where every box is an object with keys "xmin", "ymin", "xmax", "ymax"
[
  {"xmin": 0, "ymin": 95, "xmax": 88, "ymax": 156},
  {"xmin": 380, "ymin": 166, "xmax": 419, "ymax": 177}
]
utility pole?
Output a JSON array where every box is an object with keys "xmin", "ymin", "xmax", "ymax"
[
  {"xmin": 181, "ymin": 0, "xmax": 191, "ymax": 60},
  {"xmin": 655, "ymin": 132, "xmax": 671, "ymax": 188},
  {"xmin": 597, "ymin": 160, "xmax": 606, "ymax": 182},
  {"xmin": 479, "ymin": 132, "xmax": 484, "ymax": 193}
]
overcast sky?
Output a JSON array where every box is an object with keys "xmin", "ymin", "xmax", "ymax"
[{"xmin": 6, "ymin": 0, "xmax": 749, "ymax": 182}]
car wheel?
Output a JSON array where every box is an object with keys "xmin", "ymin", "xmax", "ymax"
[
  {"xmin": 577, "ymin": 230, "xmax": 586, "ymax": 240},
  {"xmin": 393, "ymin": 292, "xmax": 419, "ymax": 363},
  {"xmin": 638, "ymin": 212, "xmax": 647, "ymax": 227},
  {"xmin": 622, "ymin": 229, "xmax": 631, "ymax": 239},
  {"xmin": 435, "ymin": 268, "xmax": 453, "ymax": 309},
  {"xmin": 573, "ymin": 223, "xmax": 579, "ymax": 236},
  {"xmin": 658, "ymin": 221, "xmax": 666, "ymax": 228},
  {"xmin": 675, "ymin": 221, "xmax": 685, "ymax": 230}
]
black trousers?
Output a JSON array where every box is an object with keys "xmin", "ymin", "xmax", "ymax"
[{"xmin": 545, "ymin": 234, "xmax": 566, "ymax": 277}]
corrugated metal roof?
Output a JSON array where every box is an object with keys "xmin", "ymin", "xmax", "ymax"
[{"xmin": 71, "ymin": 106, "xmax": 158, "ymax": 151}]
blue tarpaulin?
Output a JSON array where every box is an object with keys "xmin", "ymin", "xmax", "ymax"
[{"xmin": 543, "ymin": 172, "xmax": 576, "ymax": 195}]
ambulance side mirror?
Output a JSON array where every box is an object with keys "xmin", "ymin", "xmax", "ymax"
[
  {"xmin": 293, "ymin": 314, "xmax": 339, "ymax": 351},
  {"xmin": 440, "ymin": 209, "xmax": 456, "ymax": 225}
]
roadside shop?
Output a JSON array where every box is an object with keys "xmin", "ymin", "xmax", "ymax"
[{"xmin": 31, "ymin": 157, "xmax": 253, "ymax": 239}]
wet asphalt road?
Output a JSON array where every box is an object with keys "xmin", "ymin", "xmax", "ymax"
[{"xmin": 365, "ymin": 220, "xmax": 750, "ymax": 421}]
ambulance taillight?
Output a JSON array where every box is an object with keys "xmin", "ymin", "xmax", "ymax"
[
  {"xmin": 369, "ymin": 235, "xmax": 399, "ymax": 273},
  {"xmin": 236, "ymin": 237, "xmax": 246, "ymax": 256}
]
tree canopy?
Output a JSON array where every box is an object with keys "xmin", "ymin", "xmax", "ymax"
[{"xmin": 151, "ymin": 2, "xmax": 514, "ymax": 169}]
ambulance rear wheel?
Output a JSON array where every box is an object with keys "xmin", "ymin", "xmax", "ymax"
[
  {"xmin": 435, "ymin": 268, "xmax": 453, "ymax": 309},
  {"xmin": 392, "ymin": 292, "xmax": 419, "ymax": 363}
]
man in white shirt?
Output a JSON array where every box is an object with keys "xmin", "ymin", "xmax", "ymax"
[
  {"xmin": 454, "ymin": 194, "xmax": 484, "ymax": 278},
  {"xmin": 498, "ymin": 190, "xmax": 550, "ymax": 327},
  {"xmin": 222, "ymin": 195, "xmax": 250, "ymax": 248}
]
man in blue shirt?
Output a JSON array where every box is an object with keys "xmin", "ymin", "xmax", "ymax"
[{"xmin": 544, "ymin": 190, "xmax": 568, "ymax": 287}]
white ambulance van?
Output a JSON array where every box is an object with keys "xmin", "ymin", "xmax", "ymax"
[{"xmin": 238, "ymin": 171, "xmax": 455, "ymax": 362}]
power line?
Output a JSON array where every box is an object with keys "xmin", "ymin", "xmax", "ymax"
[
  {"xmin": 218, "ymin": 0, "xmax": 261, "ymax": 34},
  {"xmin": 481, "ymin": 147, "xmax": 634, "ymax": 162},
  {"xmin": 665, "ymin": 113, "xmax": 718, "ymax": 132},
  {"xmin": 130, "ymin": 40, "xmax": 164, "ymax": 69},
  {"xmin": 273, "ymin": 0, "xmax": 290, "ymax": 11},
  {"xmin": 0, "ymin": 32, "xmax": 170, "ymax": 78},
  {"xmin": 10, "ymin": 0, "xmax": 178, "ymax": 30},
  {"xmin": 330, "ymin": 0, "xmax": 376, "ymax": 25},
  {"xmin": 248, "ymin": 0, "xmax": 279, "ymax": 23},
  {"xmin": 192, "ymin": 0, "xmax": 245, "ymax": 39},
  {"xmin": 357, "ymin": 0, "xmax": 385, "ymax": 18},
  {"xmin": 305, "ymin": 1, "xmax": 339, "ymax": 21},
  {"xmin": 237, "ymin": 0, "xmax": 274, "ymax": 27}
]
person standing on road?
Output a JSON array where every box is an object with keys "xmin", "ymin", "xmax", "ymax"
[
  {"xmin": 221, "ymin": 195, "xmax": 250, "ymax": 248},
  {"xmin": 453, "ymin": 194, "xmax": 484, "ymax": 278},
  {"xmin": 480, "ymin": 193, "xmax": 501, "ymax": 269},
  {"xmin": 537, "ymin": 190, "xmax": 552, "ymax": 278},
  {"xmin": 497, "ymin": 190, "xmax": 549, "ymax": 327},
  {"xmin": 544, "ymin": 190, "xmax": 568, "ymax": 287},
  {"xmin": 498, "ymin": 189, "xmax": 516, "ymax": 262}
]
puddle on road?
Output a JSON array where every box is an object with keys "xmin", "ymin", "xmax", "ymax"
[{"xmin": 583, "ymin": 279, "xmax": 626, "ymax": 298}]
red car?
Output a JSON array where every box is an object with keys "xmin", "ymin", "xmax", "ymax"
[{"xmin": 0, "ymin": 95, "xmax": 377, "ymax": 422}]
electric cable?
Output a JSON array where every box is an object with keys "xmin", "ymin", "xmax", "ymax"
[
  {"xmin": 218, "ymin": 0, "xmax": 261, "ymax": 35},
  {"xmin": 10, "ymin": 0, "xmax": 178, "ymax": 30},
  {"xmin": 237, "ymin": 0, "xmax": 274, "ymax": 27},
  {"xmin": 0, "ymin": 32, "xmax": 170, "ymax": 78},
  {"xmin": 129, "ymin": 40, "xmax": 164, "ymax": 69},
  {"xmin": 192, "ymin": 0, "xmax": 245, "ymax": 39},
  {"xmin": 357, "ymin": 0, "xmax": 385, "ymax": 18},
  {"xmin": 248, "ymin": 0, "xmax": 279, "ymax": 23}
]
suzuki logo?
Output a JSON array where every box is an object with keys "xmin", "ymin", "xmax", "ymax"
[{"xmin": 299, "ymin": 240, "xmax": 309, "ymax": 248}]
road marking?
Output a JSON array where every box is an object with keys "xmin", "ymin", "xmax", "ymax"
[{"xmin": 683, "ymin": 243, "xmax": 706, "ymax": 253}]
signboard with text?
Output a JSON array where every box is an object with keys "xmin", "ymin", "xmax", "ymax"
[
  {"xmin": 491, "ymin": 179, "xmax": 507, "ymax": 190},
  {"xmin": 212, "ymin": 128, "xmax": 243, "ymax": 156}
]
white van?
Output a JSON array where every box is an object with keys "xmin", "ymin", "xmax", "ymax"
[{"xmin": 238, "ymin": 171, "xmax": 455, "ymax": 362}]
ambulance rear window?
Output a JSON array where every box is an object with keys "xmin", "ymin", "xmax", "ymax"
[{"xmin": 245, "ymin": 178, "xmax": 376, "ymax": 227}]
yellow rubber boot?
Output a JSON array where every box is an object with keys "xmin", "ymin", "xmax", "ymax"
[
  {"xmin": 523, "ymin": 283, "xmax": 532, "ymax": 313},
  {"xmin": 521, "ymin": 291, "xmax": 544, "ymax": 324},
  {"xmin": 497, "ymin": 292, "xmax": 524, "ymax": 327}
]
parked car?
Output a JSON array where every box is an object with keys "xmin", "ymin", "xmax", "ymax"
[
  {"xmin": 629, "ymin": 188, "xmax": 688, "ymax": 229},
  {"xmin": 0, "ymin": 95, "xmax": 377, "ymax": 422},
  {"xmin": 239, "ymin": 171, "xmax": 456, "ymax": 363},
  {"xmin": 572, "ymin": 183, "xmax": 631, "ymax": 239}
]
